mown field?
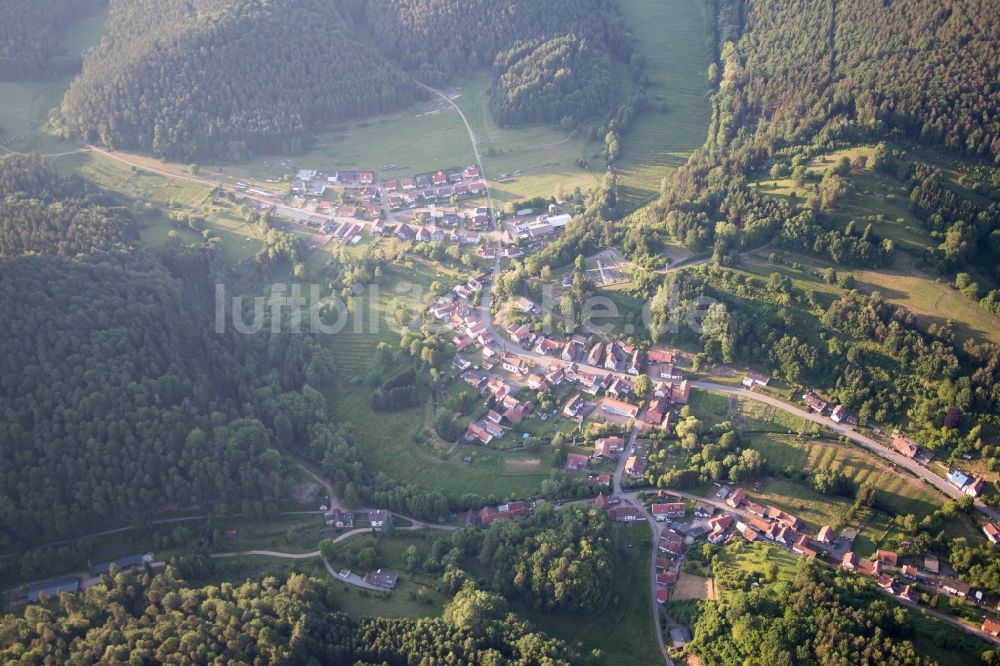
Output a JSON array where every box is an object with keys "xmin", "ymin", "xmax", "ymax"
[
  {"xmin": 747, "ymin": 433, "xmax": 942, "ymax": 519},
  {"xmin": 614, "ymin": 0, "xmax": 713, "ymax": 210},
  {"xmin": 738, "ymin": 249, "xmax": 1000, "ymax": 345},
  {"xmin": 451, "ymin": 72, "xmax": 603, "ymax": 205}
]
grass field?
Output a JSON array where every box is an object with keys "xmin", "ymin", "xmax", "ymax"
[
  {"xmin": 451, "ymin": 72, "xmax": 603, "ymax": 205},
  {"xmin": 739, "ymin": 249, "xmax": 1000, "ymax": 345},
  {"xmin": 672, "ymin": 572, "xmax": 716, "ymax": 601},
  {"xmin": 747, "ymin": 433, "xmax": 942, "ymax": 520},
  {"xmin": 62, "ymin": 5, "xmax": 108, "ymax": 55},
  {"xmin": 227, "ymin": 71, "xmax": 602, "ymax": 207},
  {"xmin": 0, "ymin": 79, "xmax": 78, "ymax": 155},
  {"xmin": 55, "ymin": 151, "xmax": 266, "ymax": 264},
  {"xmin": 614, "ymin": 0, "xmax": 713, "ymax": 210},
  {"xmin": 517, "ymin": 524, "xmax": 659, "ymax": 666}
]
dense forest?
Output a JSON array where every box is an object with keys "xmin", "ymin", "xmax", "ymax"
[
  {"xmin": 364, "ymin": 0, "xmax": 631, "ymax": 85},
  {"xmin": 0, "ymin": 156, "xmax": 339, "ymax": 550},
  {"xmin": 0, "ymin": 0, "xmax": 102, "ymax": 80},
  {"xmin": 684, "ymin": 560, "xmax": 984, "ymax": 665},
  {"xmin": 0, "ymin": 570, "xmax": 575, "ymax": 664},
  {"xmin": 489, "ymin": 35, "xmax": 618, "ymax": 129},
  {"xmin": 53, "ymin": 0, "xmax": 634, "ymax": 159},
  {"xmin": 53, "ymin": 0, "xmax": 419, "ymax": 161}
]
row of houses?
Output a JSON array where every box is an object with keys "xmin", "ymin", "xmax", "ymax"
[
  {"xmin": 387, "ymin": 181, "xmax": 487, "ymax": 209},
  {"xmin": 386, "ymin": 166, "xmax": 481, "ymax": 193}
]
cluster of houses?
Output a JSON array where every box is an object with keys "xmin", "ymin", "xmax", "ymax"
[
  {"xmin": 947, "ymin": 467, "xmax": 987, "ymax": 498},
  {"xmin": 467, "ymin": 499, "xmax": 540, "ymax": 526},
  {"xmin": 801, "ymin": 391, "xmax": 857, "ymax": 425},
  {"xmin": 384, "ymin": 166, "xmax": 488, "ymax": 211},
  {"xmin": 291, "ymin": 168, "xmax": 375, "ymax": 195},
  {"xmin": 324, "ymin": 508, "xmax": 389, "ymax": 530}
]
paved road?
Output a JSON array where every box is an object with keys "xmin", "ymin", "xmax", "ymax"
[
  {"xmin": 691, "ymin": 381, "xmax": 1000, "ymax": 522},
  {"xmin": 611, "ymin": 425, "xmax": 672, "ymax": 665}
]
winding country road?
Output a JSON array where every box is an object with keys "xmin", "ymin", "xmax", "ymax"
[{"xmin": 690, "ymin": 381, "xmax": 1000, "ymax": 522}]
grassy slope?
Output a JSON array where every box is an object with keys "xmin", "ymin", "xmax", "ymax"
[
  {"xmin": 452, "ymin": 72, "xmax": 603, "ymax": 205},
  {"xmin": 615, "ymin": 0, "xmax": 713, "ymax": 210}
]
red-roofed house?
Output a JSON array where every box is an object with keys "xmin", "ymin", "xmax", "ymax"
[
  {"xmin": 652, "ymin": 503, "xmax": 686, "ymax": 521},
  {"xmin": 892, "ymin": 436, "xmax": 918, "ymax": 459},
  {"xmin": 565, "ymin": 453, "xmax": 590, "ymax": 471}
]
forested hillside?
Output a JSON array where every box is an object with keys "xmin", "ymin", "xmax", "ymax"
[
  {"xmin": 0, "ymin": 571, "xmax": 574, "ymax": 664},
  {"xmin": 489, "ymin": 35, "xmax": 618, "ymax": 129},
  {"xmin": 687, "ymin": 562, "xmax": 955, "ymax": 664},
  {"xmin": 0, "ymin": 0, "xmax": 102, "ymax": 80},
  {"xmin": 53, "ymin": 0, "xmax": 418, "ymax": 161},
  {"xmin": 0, "ymin": 156, "xmax": 311, "ymax": 550},
  {"xmin": 365, "ymin": 0, "xmax": 631, "ymax": 84}
]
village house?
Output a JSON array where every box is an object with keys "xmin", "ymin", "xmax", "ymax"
[
  {"xmin": 607, "ymin": 376, "xmax": 632, "ymax": 398},
  {"xmin": 983, "ymin": 522, "xmax": 1000, "ymax": 545},
  {"xmin": 652, "ymin": 503, "xmax": 686, "ymax": 521},
  {"xmin": 901, "ymin": 565, "xmax": 920, "ymax": 580},
  {"xmin": 608, "ymin": 506, "xmax": 646, "ymax": 523},
  {"xmin": 899, "ymin": 584, "xmax": 920, "ymax": 603},
  {"xmin": 738, "ymin": 522, "xmax": 759, "ymax": 542},
  {"xmin": 793, "ymin": 535, "xmax": 818, "ymax": 558},
  {"xmin": 515, "ymin": 297, "xmax": 539, "ymax": 314},
  {"xmin": 816, "ymin": 525, "xmax": 834, "ymax": 543},
  {"xmin": 858, "ymin": 558, "xmax": 881, "ymax": 577},
  {"xmin": 594, "ymin": 436, "xmax": 625, "ymax": 459},
  {"xmin": 830, "ymin": 405, "xmax": 857, "ymax": 424},
  {"xmin": 586, "ymin": 473, "xmax": 612, "ymax": 488},
  {"xmin": 876, "ymin": 550, "xmax": 898, "ymax": 567},
  {"xmin": 365, "ymin": 569, "xmax": 399, "ymax": 589},
  {"xmin": 766, "ymin": 506, "xmax": 801, "ymax": 530},
  {"xmin": 877, "ymin": 574, "xmax": 896, "ymax": 592},
  {"xmin": 708, "ymin": 514, "xmax": 733, "ymax": 543},
  {"xmin": 587, "ymin": 342, "xmax": 605, "ymax": 366},
  {"xmin": 670, "ymin": 379, "xmax": 691, "ymax": 405},
  {"xmin": 483, "ymin": 420, "xmax": 504, "ymax": 440},
  {"xmin": 602, "ymin": 397, "xmax": 640, "ymax": 419},
  {"xmin": 595, "ymin": 493, "xmax": 620, "ymax": 510},
  {"xmin": 802, "ymin": 392, "xmax": 828, "ymax": 413},
  {"xmin": 983, "ymin": 619, "xmax": 1000, "ymax": 637},
  {"xmin": 506, "ymin": 323, "xmax": 533, "ymax": 345},
  {"xmin": 741, "ymin": 371, "xmax": 771, "ymax": 389},
  {"xmin": 966, "ymin": 476, "xmax": 985, "ymax": 497},
  {"xmin": 627, "ymin": 350, "xmax": 643, "ymax": 375},
  {"xmin": 464, "ymin": 422, "xmax": 493, "ymax": 445},
  {"xmin": 644, "ymin": 396, "xmax": 670, "ymax": 427},
  {"xmin": 534, "ymin": 337, "xmax": 561, "ymax": 355},
  {"xmin": 658, "ymin": 530, "xmax": 685, "ymax": 555},
  {"xmin": 479, "ymin": 500, "xmax": 532, "ymax": 526},
  {"xmin": 940, "ymin": 578, "xmax": 971, "ymax": 598},
  {"xmin": 324, "ymin": 509, "xmax": 354, "ymax": 529},
  {"xmin": 924, "ymin": 554, "xmax": 940, "ymax": 574},
  {"xmin": 525, "ymin": 373, "xmax": 547, "ymax": 391},
  {"xmin": 948, "ymin": 468, "xmax": 972, "ymax": 490},
  {"xmin": 369, "ymin": 510, "xmax": 389, "ymax": 528},
  {"xmin": 726, "ymin": 488, "xmax": 746, "ymax": 508},
  {"xmin": 695, "ymin": 501, "xmax": 715, "ymax": 518},
  {"xmin": 501, "ymin": 355, "xmax": 531, "ymax": 376},
  {"xmin": 891, "ymin": 436, "xmax": 919, "ymax": 459},
  {"xmin": 744, "ymin": 501, "xmax": 767, "ymax": 518},
  {"xmin": 624, "ymin": 456, "xmax": 646, "ymax": 478},
  {"xmin": 565, "ymin": 453, "xmax": 590, "ymax": 471},
  {"xmin": 563, "ymin": 394, "xmax": 584, "ymax": 418},
  {"xmin": 841, "ymin": 552, "xmax": 858, "ymax": 571}
]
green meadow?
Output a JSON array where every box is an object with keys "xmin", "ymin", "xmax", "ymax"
[{"xmin": 615, "ymin": 0, "xmax": 714, "ymax": 210}]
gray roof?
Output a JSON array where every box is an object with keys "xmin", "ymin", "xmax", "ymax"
[{"xmin": 27, "ymin": 577, "xmax": 79, "ymax": 602}]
